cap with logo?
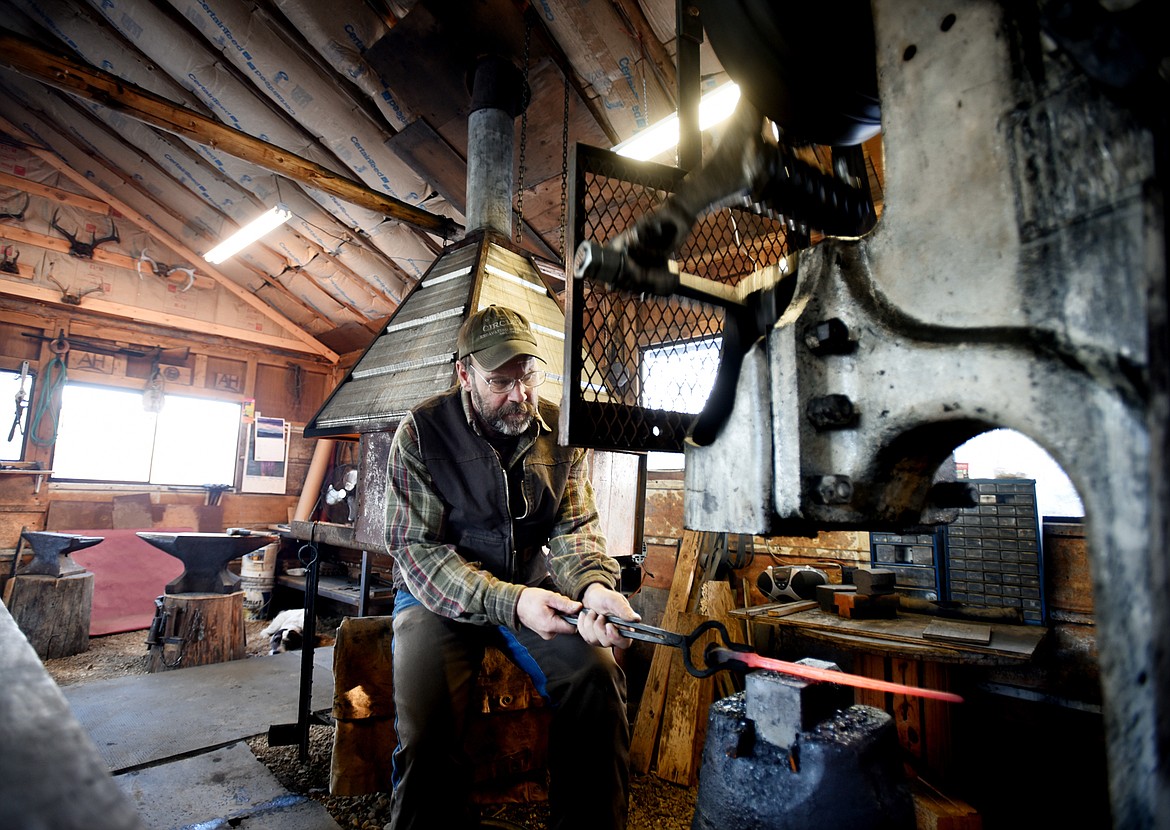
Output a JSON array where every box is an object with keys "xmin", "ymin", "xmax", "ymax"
[{"xmin": 457, "ymin": 305, "xmax": 545, "ymax": 371}]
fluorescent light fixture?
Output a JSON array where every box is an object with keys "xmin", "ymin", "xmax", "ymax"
[
  {"xmin": 204, "ymin": 205, "xmax": 292, "ymax": 264},
  {"xmin": 614, "ymin": 82, "xmax": 742, "ymax": 161}
]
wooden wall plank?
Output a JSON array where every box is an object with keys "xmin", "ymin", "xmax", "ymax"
[{"xmin": 629, "ymin": 529, "xmax": 701, "ymax": 773}]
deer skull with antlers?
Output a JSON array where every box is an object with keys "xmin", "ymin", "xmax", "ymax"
[
  {"xmin": 50, "ymin": 209, "xmax": 120, "ymax": 259},
  {"xmin": 48, "ymin": 275, "xmax": 103, "ymax": 305}
]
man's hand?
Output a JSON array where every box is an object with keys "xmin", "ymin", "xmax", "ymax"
[
  {"xmin": 516, "ymin": 586, "xmax": 583, "ymax": 640},
  {"xmin": 576, "ymin": 583, "xmax": 641, "ymax": 649}
]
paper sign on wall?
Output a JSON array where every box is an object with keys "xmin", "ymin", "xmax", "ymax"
[
  {"xmin": 254, "ymin": 416, "xmax": 286, "ymax": 461},
  {"xmin": 242, "ymin": 412, "xmax": 288, "ymax": 494}
]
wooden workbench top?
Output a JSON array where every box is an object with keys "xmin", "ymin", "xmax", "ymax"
[{"xmin": 731, "ymin": 604, "xmax": 1047, "ymax": 665}]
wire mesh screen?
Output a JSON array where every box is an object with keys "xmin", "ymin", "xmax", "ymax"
[{"xmin": 562, "ymin": 144, "xmax": 797, "ymax": 452}]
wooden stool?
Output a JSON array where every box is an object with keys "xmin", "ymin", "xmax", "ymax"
[{"xmin": 329, "ymin": 616, "xmax": 550, "ymax": 803}]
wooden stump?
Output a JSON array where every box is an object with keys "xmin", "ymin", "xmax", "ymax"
[
  {"xmin": 1, "ymin": 572, "xmax": 93, "ymax": 659},
  {"xmin": 147, "ymin": 592, "xmax": 246, "ymax": 673}
]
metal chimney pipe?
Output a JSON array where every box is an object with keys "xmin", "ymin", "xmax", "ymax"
[{"xmin": 466, "ymin": 55, "xmax": 527, "ymax": 237}]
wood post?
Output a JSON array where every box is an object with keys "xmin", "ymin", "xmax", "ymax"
[
  {"xmin": 2, "ymin": 572, "xmax": 93, "ymax": 659},
  {"xmin": 147, "ymin": 592, "xmax": 246, "ymax": 672},
  {"xmin": 629, "ymin": 530, "xmax": 750, "ymax": 786}
]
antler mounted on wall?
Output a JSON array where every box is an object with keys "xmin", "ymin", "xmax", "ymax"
[
  {"xmin": 136, "ymin": 249, "xmax": 196, "ymax": 292},
  {"xmin": 47, "ymin": 274, "xmax": 103, "ymax": 305},
  {"xmin": 0, "ymin": 193, "xmax": 30, "ymax": 221},
  {"xmin": 49, "ymin": 209, "xmax": 120, "ymax": 259}
]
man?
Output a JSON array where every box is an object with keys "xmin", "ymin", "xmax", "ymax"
[{"xmin": 383, "ymin": 304, "xmax": 638, "ymax": 830}]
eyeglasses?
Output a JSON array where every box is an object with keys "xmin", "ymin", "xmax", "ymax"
[{"xmin": 468, "ymin": 363, "xmax": 546, "ymax": 394}]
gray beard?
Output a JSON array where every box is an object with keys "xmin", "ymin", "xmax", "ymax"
[{"xmin": 471, "ymin": 384, "xmax": 536, "ymax": 437}]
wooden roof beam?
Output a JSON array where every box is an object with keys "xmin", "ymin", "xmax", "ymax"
[
  {"xmin": 0, "ymin": 113, "xmax": 341, "ymax": 362},
  {"xmin": 0, "ymin": 27, "xmax": 462, "ymax": 240}
]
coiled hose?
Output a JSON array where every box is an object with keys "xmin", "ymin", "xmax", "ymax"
[{"xmin": 28, "ymin": 356, "xmax": 67, "ymax": 448}]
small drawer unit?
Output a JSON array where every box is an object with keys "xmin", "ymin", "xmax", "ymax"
[
  {"xmin": 944, "ymin": 478, "xmax": 1045, "ymax": 624},
  {"xmin": 870, "ymin": 529, "xmax": 944, "ymax": 600}
]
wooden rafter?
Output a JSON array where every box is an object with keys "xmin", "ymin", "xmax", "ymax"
[
  {"xmin": 0, "ymin": 113, "xmax": 341, "ymax": 362},
  {"xmin": 0, "ymin": 278, "xmax": 323, "ymax": 357},
  {"xmin": 46, "ymin": 82, "xmax": 407, "ymax": 319},
  {"xmin": 609, "ymin": 0, "xmax": 678, "ymax": 109},
  {"xmin": 0, "ymin": 28, "xmax": 461, "ymax": 240}
]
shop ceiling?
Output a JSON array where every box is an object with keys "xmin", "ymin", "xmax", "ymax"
[{"xmin": 0, "ymin": 0, "xmax": 729, "ymax": 361}]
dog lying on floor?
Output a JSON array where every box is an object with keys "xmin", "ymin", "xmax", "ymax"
[
  {"xmin": 260, "ymin": 608, "xmax": 339, "ymax": 654},
  {"xmin": 261, "ymin": 608, "xmax": 306, "ymax": 654}
]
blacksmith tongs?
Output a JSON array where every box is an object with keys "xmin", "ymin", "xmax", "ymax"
[
  {"xmin": 563, "ymin": 613, "xmax": 965, "ymax": 702},
  {"xmin": 562, "ymin": 614, "xmax": 752, "ymax": 678}
]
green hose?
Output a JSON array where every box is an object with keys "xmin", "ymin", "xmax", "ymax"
[{"xmin": 28, "ymin": 356, "xmax": 67, "ymax": 448}]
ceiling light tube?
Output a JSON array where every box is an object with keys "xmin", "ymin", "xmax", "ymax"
[
  {"xmin": 614, "ymin": 82, "xmax": 741, "ymax": 161},
  {"xmin": 204, "ymin": 205, "xmax": 292, "ymax": 264}
]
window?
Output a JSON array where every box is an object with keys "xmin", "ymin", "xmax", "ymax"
[
  {"xmin": 954, "ymin": 428, "xmax": 1084, "ymax": 519},
  {"xmin": 640, "ymin": 337, "xmax": 722, "ymax": 470},
  {"xmin": 639, "ymin": 337, "xmax": 722, "ymax": 413},
  {"xmin": 1, "ymin": 367, "xmax": 34, "ymax": 462},
  {"xmin": 52, "ymin": 383, "xmax": 240, "ymax": 486}
]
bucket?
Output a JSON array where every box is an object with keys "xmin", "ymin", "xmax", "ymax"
[{"xmin": 240, "ymin": 542, "xmax": 278, "ymax": 620}]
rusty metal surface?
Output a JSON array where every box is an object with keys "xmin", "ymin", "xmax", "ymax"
[
  {"xmin": 563, "ymin": 1, "xmax": 1165, "ymax": 826},
  {"xmin": 676, "ymin": 2, "xmax": 1163, "ymax": 826}
]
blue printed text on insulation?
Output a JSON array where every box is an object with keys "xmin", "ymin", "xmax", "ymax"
[
  {"xmin": 618, "ymin": 57, "xmax": 647, "ymax": 128},
  {"xmin": 195, "ymin": 1, "xmax": 298, "ymax": 117},
  {"xmin": 195, "ymin": 145, "xmax": 229, "ymax": 176},
  {"xmin": 344, "ymin": 24, "xmax": 366, "ymax": 52},
  {"xmin": 380, "ymin": 91, "xmax": 409, "ymax": 126},
  {"xmin": 350, "ymin": 137, "xmax": 399, "ymax": 197},
  {"xmin": 187, "ymin": 73, "xmax": 242, "ymax": 130},
  {"xmin": 164, "ymin": 152, "xmax": 225, "ymax": 208},
  {"xmin": 25, "ymin": 5, "xmax": 84, "ymax": 56},
  {"xmin": 118, "ymin": 13, "xmax": 143, "ymax": 40}
]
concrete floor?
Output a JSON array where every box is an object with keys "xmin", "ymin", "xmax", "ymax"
[{"xmin": 63, "ymin": 647, "xmax": 340, "ymax": 830}]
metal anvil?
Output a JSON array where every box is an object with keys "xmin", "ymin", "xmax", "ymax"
[
  {"xmin": 136, "ymin": 531, "xmax": 277, "ymax": 595},
  {"xmin": 17, "ymin": 531, "xmax": 104, "ymax": 578},
  {"xmin": 694, "ymin": 663, "xmax": 911, "ymax": 829}
]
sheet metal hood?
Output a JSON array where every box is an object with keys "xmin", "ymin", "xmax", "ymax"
[
  {"xmin": 303, "ymin": 228, "xmax": 566, "ymax": 438},
  {"xmin": 305, "ymin": 48, "xmax": 566, "ymax": 438}
]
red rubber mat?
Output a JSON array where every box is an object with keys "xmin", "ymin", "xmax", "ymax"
[{"xmin": 66, "ymin": 528, "xmax": 189, "ymax": 636}]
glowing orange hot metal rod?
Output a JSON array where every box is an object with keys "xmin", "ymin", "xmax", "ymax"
[
  {"xmin": 707, "ymin": 647, "xmax": 964, "ymax": 703},
  {"xmin": 564, "ymin": 614, "xmax": 963, "ymax": 704}
]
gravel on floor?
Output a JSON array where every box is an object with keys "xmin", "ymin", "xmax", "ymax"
[
  {"xmin": 45, "ymin": 626, "xmax": 698, "ymax": 829},
  {"xmin": 247, "ymin": 724, "xmax": 698, "ymax": 830}
]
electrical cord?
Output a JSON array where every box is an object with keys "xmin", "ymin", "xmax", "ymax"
[{"xmin": 28, "ymin": 356, "xmax": 66, "ymax": 448}]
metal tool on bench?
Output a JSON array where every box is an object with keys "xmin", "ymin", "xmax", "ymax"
[
  {"xmin": 563, "ymin": 613, "xmax": 962, "ymax": 703},
  {"xmin": 17, "ymin": 530, "xmax": 103, "ymax": 578},
  {"xmin": 136, "ymin": 530, "xmax": 277, "ymax": 594}
]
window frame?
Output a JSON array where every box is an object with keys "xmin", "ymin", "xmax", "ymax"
[{"xmin": 50, "ymin": 381, "xmax": 242, "ymax": 487}]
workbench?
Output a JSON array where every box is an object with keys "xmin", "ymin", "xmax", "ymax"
[
  {"xmin": 731, "ymin": 603, "xmax": 1048, "ymax": 783},
  {"xmin": 271, "ymin": 523, "xmax": 394, "ymax": 618},
  {"xmin": 275, "ymin": 570, "xmax": 393, "ymax": 617},
  {"xmin": 731, "ymin": 604, "xmax": 1047, "ymax": 665}
]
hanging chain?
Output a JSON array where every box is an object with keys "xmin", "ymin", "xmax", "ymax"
[
  {"xmin": 515, "ymin": 16, "xmax": 532, "ymax": 245},
  {"xmin": 559, "ymin": 73, "xmax": 570, "ymax": 267}
]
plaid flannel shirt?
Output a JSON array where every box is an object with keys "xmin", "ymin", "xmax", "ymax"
[{"xmin": 384, "ymin": 388, "xmax": 616, "ymax": 629}]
